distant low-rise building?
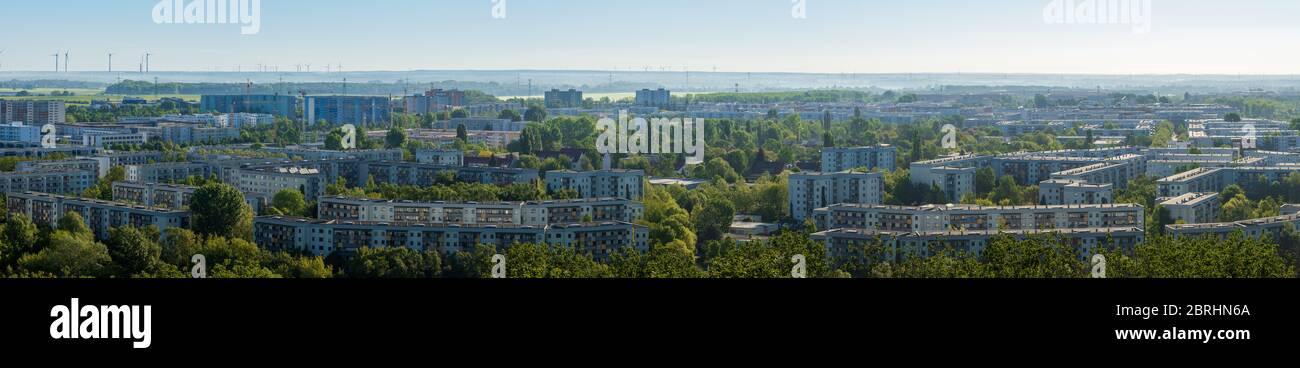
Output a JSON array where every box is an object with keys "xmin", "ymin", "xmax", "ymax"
[
  {"xmin": 0, "ymin": 122, "xmax": 43, "ymax": 144},
  {"xmin": 200, "ymin": 95, "xmax": 298, "ymax": 118},
  {"xmin": 545, "ymin": 170, "xmax": 645, "ymax": 201},
  {"xmin": 821, "ymin": 145, "xmax": 897, "ymax": 173},
  {"xmin": 254, "ymin": 216, "xmax": 648, "ymax": 259},
  {"xmin": 1158, "ymin": 192, "xmax": 1220, "ymax": 224},
  {"xmin": 544, "ymin": 89, "xmax": 583, "ymax": 109},
  {"xmin": 1038, "ymin": 179, "xmax": 1113, "ymax": 205},
  {"xmin": 6, "ymin": 192, "xmax": 190, "ymax": 240},
  {"xmin": 0, "ymin": 169, "xmax": 95, "ymax": 194},
  {"xmin": 415, "ymin": 149, "xmax": 464, "ymax": 166},
  {"xmin": 316, "ymin": 196, "xmax": 643, "ymax": 225},
  {"xmin": 635, "ymin": 88, "xmax": 671, "ymax": 109}
]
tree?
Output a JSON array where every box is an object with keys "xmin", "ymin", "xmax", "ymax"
[
  {"xmin": 324, "ymin": 130, "xmax": 345, "ymax": 151},
  {"xmin": 191, "ymin": 183, "xmax": 254, "ymax": 240},
  {"xmin": 18, "ymin": 231, "xmax": 112, "ymax": 278},
  {"xmin": 450, "ymin": 109, "xmax": 470, "ymax": 119},
  {"xmin": 106, "ymin": 226, "xmax": 162, "ymax": 276},
  {"xmin": 385, "ymin": 127, "xmax": 407, "ymax": 149},
  {"xmin": 1033, "ymin": 94, "xmax": 1050, "ymax": 108},
  {"xmin": 270, "ymin": 189, "xmax": 309, "ymax": 217},
  {"xmin": 456, "ymin": 124, "xmax": 468, "ymax": 142},
  {"xmin": 346, "ymin": 246, "xmax": 440, "ymax": 278},
  {"xmin": 499, "ymin": 109, "xmax": 522, "ymax": 122},
  {"xmin": 1225, "ymin": 113, "xmax": 1243, "ymax": 122},
  {"xmin": 1220, "ymin": 194, "xmax": 1255, "ymax": 222},
  {"xmin": 524, "ymin": 104, "xmax": 548, "ymax": 122},
  {"xmin": 692, "ymin": 197, "xmax": 736, "ymax": 244},
  {"xmin": 981, "ymin": 235, "xmax": 1083, "ymax": 278},
  {"xmin": 974, "ymin": 167, "xmax": 996, "ymax": 195},
  {"xmin": 58, "ymin": 211, "xmax": 94, "ymax": 240}
]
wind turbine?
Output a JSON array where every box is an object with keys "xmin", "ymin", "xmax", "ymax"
[
  {"xmin": 52, "ymin": 52, "xmax": 60, "ymax": 72},
  {"xmin": 0, "ymin": 49, "xmax": 6, "ymax": 71},
  {"xmin": 63, "ymin": 51, "xmax": 69, "ymax": 73},
  {"xmin": 145, "ymin": 52, "xmax": 151, "ymax": 74},
  {"xmin": 107, "ymin": 52, "xmax": 114, "ymax": 73}
]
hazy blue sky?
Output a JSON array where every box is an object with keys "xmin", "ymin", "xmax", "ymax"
[{"xmin": 1, "ymin": 0, "xmax": 1297, "ymax": 74}]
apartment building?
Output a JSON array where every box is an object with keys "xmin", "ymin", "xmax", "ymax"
[
  {"xmin": 544, "ymin": 89, "xmax": 583, "ymax": 109},
  {"xmin": 1167, "ymin": 213, "xmax": 1300, "ymax": 240},
  {"xmin": 0, "ymin": 100, "xmax": 66, "ymax": 125},
  {"xmin": 544, "ymin": 170, "xmax": 645, "ymax": 201},
  {"xmin": 812, "ymin": 226, "xmax": 1144, "ymax": 261},
  {"xmin": 788, "ymin": 171, "xmax": 885, "ymax": 222},
  {"xmin": 415, "ymin": 149, "xmax": 465, "ymax": 166},
  {"xmin": 316, "ymin": 196, "xmax": 643, "ymax": 225},
  {"xmin": 1038, "ymin": 179, "xmax": 1113, "ymax": 205},
  {"xmin": 0, "ymin": 169, "xmax": 95, "ymax": 194},
  {"xmin": 635, "ymin": 88, "xmax": 672, "ymax": 109},
  {"xmin": 821, "ymin": 145, "xmax": 897, "ymax": 173},
  {"xmin": 254, "ymin": 216, "xmax": 649, "ymax": 260},
  {"xmin": 200, "ymin": 95, "xmax": 298, "ymax": 118},
  {"xmin": 124, "ymin": 162, "xmax": 216, "ymax": 183},
  {"xmin": 446, "ymin": 117, "xmax": 525, "ymax": 132},
  {"xmin": 111, "ymin": 181, "xmax": 262, "ymax": 212},
  {"xmin": 811, "ymin": 203, "xmax": 1144, "ymax": 234},
  {"xmin": 305, "ymin": 96, "xmax": 392, "ymax": 125},
  {"xmin": 0, "ymin": 122, "xmax": 43, "ymax": 144},
  {"xmin": 17, "ymin": 157, "xmax": 110, "ymax": 179},
  {"xmin": 909, "ymin": 154, "xmax": 991, "ymax": 203},
  {"xmin": 6, "ymin": 192, "xmax": 189, "ymax": 240},
  {"xmin": 1158, "ymin": 192, "xmax": 1220, "ymax": 224}
]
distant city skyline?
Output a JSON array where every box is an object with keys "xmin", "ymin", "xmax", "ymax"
[{"xmin": 1, "ymin": 0, "xmax": 1298, "ymax": 75}]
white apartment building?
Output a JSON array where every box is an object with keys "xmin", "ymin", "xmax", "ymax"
[
  {"xmin": 788, "ymin": 171, "xmax": 885, "ymax": 222},
  {"xmin": 545, "ymin": 170, "xmax": 645, "ymax": 201}
]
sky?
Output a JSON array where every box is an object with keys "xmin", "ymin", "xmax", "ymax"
[{"xmin": 1, "ymin": 0, "xmax": 1299, "ymax": 75}]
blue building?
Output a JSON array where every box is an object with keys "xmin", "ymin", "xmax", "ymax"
[
  {"xmin": 0, "ymin": 122, "xmax": 43, "ymax": 144},
  {"xmin": 200, "ymin": 95, "xmax": 299, "ymax": 118},
  {"xmin": 544, "ymin": 89, "xmax": 583, "ymax": 109},
  {"xmin": 305, "ymin": 96, "xmax": 392, "ymax": 126}
]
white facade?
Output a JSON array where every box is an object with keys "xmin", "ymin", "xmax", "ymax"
[{"xmin": 788, "ymin": 171, "xmax": 885, "ymax": 222}]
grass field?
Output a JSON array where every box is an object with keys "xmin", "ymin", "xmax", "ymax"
[
  {"xmin": 499, "ymin": 91, "xmax": 696, "ymax": 102},
  {"xmin": 0, "ymin": 87, "xmax": 200, "ymax": 104}
]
